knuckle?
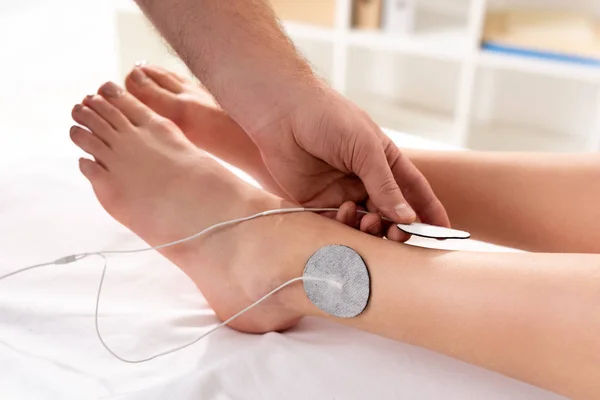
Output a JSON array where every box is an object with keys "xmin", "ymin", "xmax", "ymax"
[
  {"xmin": 352, "ymin": 137, "xmax": 379, "ymax": 174},
  {"xmin": 383, "ymin": 139, "xmax": 403, "ymax": 165},
  {"xmin": 377, "ymin": 177, "xmax": 400, "ymax": 195},
  {"xmin": 399, "ymin": 173, "xmax": 426, "ymax": 198}
]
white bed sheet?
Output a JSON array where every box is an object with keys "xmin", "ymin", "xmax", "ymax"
[{"xmin": 0, "ymin": 130, "xmax": 565, "ymax": 400}]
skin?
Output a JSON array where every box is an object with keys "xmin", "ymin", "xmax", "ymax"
[
  {"xmin": 70, "ymin": 75, "xmax": 600, "ymax": 399},
  {"xmin": 132, "ymin": 0, "xmax": 450, "ymax": 230}
]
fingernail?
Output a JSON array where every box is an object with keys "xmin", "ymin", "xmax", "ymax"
[
  {"xmin": 134, "ymin": 60, "xmax": 148, "ymax": 67},
  {"xmin": 100, "ymin": 82, "xmax": 124, "ymax": 98},
  {"xmin": 131, "ymin": 67, "xmax": 147, "ymax": 84},
  {"xmin": 72, "ymin": 104, "xmax": 82, "ymax": 113},
  {"xmin": 395, "ymin": 203, "xmax": 416, "ymax": 222}
]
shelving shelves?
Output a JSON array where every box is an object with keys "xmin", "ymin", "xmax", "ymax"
[
  {"xmin": 115, "ymin": 0, "xmax": 600, "ymax": 152},
  {"xmin": 348, "ymin": 92, "xmax": 456, "ymax": 144},
  {"xmin": 347, "ymin": 27, "xmax": 469, "ymax": 61},
  {"xmin": 283, "ymin": 21, "xmax": 336, "ymax": 43},
  {"xmin": 477, "ymin": 49, "xmax": 600, "ymax": 83},
  {"xmin": 280, "ymin": 0, "xmax": 600, "ymax": 152}
]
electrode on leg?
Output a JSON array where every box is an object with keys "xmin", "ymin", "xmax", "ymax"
[
  {"xmin": 3, "ymin": 207, "xmax": 465, "ymax": 363},
  {"xmin": 302, "ymin": 245, "xmax": 371, "ymax": 318}
]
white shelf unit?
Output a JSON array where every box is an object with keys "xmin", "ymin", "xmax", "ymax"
[
  {"xmin": 281, "ymin": 0, "xmax": 600, "ymax": 152},
  {"xmin": 115, "ymin": 0, "xmax": 600, "ymax": 152}
]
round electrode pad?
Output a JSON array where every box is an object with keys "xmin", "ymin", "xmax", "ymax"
[{"xmin": 303, "ymin": 245, "xmax": 370, "ymax": 318}]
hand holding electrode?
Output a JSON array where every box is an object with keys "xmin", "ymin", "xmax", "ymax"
[{"xmin": 248, "ymin": 85, "xmax": 451, "ymax": 240}]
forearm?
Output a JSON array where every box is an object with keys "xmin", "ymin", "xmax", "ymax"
[
  {"xmin": 406, "ymin": 150, "xmax": 600, "ymax": 252},
  {"xmin": 135, "ymin": 0, "xmax": 318, "ymax": 132},
  {"xmin": 277, "ymin": 214, "xmax": 600, "ymax": 398}
]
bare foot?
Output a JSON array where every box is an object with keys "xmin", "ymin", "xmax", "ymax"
[
  {"xmin": 125, "ymin": 65, "xmax": 220, "ymax": 134},
  {"xmin": 70, "ymin": 82, "xmax": 305, "ymax": 333},
  {"xmin": 124, "ymin": 65, "xmax": 387, "ymax": 238},
  {"xmin": 123, "ymin": 65, "xmax": 280, "ymax": 193}
]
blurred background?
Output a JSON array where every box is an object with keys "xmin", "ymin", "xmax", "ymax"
[{"xmin": 1, "ymin": 0, "xmax": 599, "ymax": 165}]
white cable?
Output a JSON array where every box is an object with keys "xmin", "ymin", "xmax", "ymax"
[{"xmin": 0, "ymin": 207, "xmax": 371, "ymax": 363}]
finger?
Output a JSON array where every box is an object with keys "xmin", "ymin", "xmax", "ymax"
[
  {"xmin": 302, "ymin": 175, "xmax": 366, "ymax": 208},
  {"xmin": 359, "ymin": 213, "xmax": 383, "ymax": 237},
  {"xmin": 386, "ymin": 224, "xmax": 411, "ymax": 243},
  {"xmin": 367, "ymin": 193, "xmax": 411, "ymax": 241},
  {"xmin": 353, "ymin": 138, "xmax": 416, "ymax": 224},
  {"xmin": 336, "ymin": 201, "xmax": 358, "ymax": 228},
  {"xmin": 384, "ymin": 140, "xmax": 451, "ymax": 227},
  {"xmin": 365, "ymin": 198, "xmax": 378, "ymax": 213}
]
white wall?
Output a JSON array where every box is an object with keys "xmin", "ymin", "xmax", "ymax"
[{"xmin": 0, "ymin": 0, "xmax": 121, "ymax": 164}]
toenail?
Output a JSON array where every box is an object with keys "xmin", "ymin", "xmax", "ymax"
[
  {"xmin": 100, "ymin": 82, "xmax": 124, "ymax": 98},
  {"xmin": 131, "ymin": 68, "xmax": 147, "ymax": 84},
  {"xmin": 72, "ymin": 104, "xmax": 83, "ymax": 113},
  {"xmin": 134, "ymin": 60, "xmax": 148, "ymax": 67}
]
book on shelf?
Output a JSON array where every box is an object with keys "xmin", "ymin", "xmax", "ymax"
[
  {"xmin": 269, "ymin": 0, "xmax": 336, "ymax": 28},
  {"xmin": 482, "ymin": 10, "xmax": 600, "ymax": 66},
  {"xmin": 352, "ymin": 0, "xmax": 382, "ymax": 30}
]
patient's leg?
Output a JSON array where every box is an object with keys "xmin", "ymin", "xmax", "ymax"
[
  {"xmin": 407, "ymin": 150, "xmax": 600, "ymax": 253},
  {"xmin": 71, "ymin": 82, "xmax": 599, "ymax": 398}
]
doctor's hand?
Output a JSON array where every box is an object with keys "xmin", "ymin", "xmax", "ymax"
[{"xmin": 249, "ymin": 85, "xmax": 450, "ymax": 240}]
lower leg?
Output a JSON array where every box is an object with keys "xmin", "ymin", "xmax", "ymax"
[{"xmin": 407, "ymin": 150, "xmax": 600, "ymax": 252}]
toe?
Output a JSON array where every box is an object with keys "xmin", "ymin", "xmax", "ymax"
[
  {"xmin": 98, "ymin": 81, "xmax": 160, "ymax": 127},
  {"xmin": 141, "ymin": 65, "xmax": 186, "ymax": 93},
  {"xmin": 70, "ymin": 126, "xmax": 111, "ymax": 164},
  {"xmin": 83, "ymin": 94, "xmax": 132, "ymax": 132},
  {"xmin": 78, "ymin": 157, "xmax": 107, "ymax": 182},
  {"xmin": 386, "ymin": 224, "xmax": 411, "ymax": 243},
  {"xmin": 125, "ymin": 68, "xmax": 181, "ymax": 117},
  {"xmin": 71, "ymin": 104, "xmax": 116, "ymax": 144}
]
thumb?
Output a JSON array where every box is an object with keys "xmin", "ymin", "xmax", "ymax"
[{"xmin": 353, "ymin": 142, "xmax": 416, "ymax": 224}]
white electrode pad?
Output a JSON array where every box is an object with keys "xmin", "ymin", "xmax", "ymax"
[
  {"xmin": 303, "ymin": 245, "xmax": 370, "ymax": 318},
  {"xmin": 397, "ymin": 222, "xmax": 471, "ymax": 240}
]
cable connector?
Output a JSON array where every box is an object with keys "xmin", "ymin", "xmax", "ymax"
[{"xmin": 53, "ymin": 255, "xmax": 79, "ymax": 265}]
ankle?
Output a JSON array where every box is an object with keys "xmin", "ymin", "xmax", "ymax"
[{"xmin": 233, "ymin": 210, "xmax": 332, "ymax": 318}]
